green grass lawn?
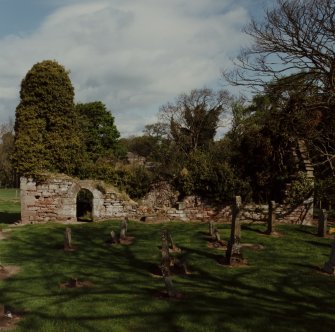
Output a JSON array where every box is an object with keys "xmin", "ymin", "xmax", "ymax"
[
  {"xmin": 0, "ymin": 219, "xmax": 335, "ymax": 332},
  {"xmin": 0, "ymin": 189, "xmax": 334, "ymax": 331},
  {"xmin": 0, "ymin": 188, "xmax": 20, "ymax": 224}
]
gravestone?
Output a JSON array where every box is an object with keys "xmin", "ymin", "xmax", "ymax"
[
  {"xmin": 209, "ymin": 220, "xmax": 215, "ymax": 237},
  {"xmin": 69, "ymin": 277, "xmax": 78, "ymax": 288},
  {"xmin": 110, "ymin": 230, "xmax": 118, "ymax": 244},
  {"xmin": 214, "ymin": 228, "xmax": 221, "ymax": 242},
  {"xmin": 166, "ymin": 229, "xmax": 176, "ymax": 251},
  {"xmin": 161, "ymin": 228, "xmax": 174, "ymax": 250},
  {"xmin": 266, "ymin": 201, "xmax": 276, "ymax": 235},
  {"xmin": 323, "ymin": 237, "xmax": 335, "ymax": 274},
  {"xmin": 225, "ymin": 196, "xmax": 243, "ymax": 265},
  {"xmin": 161, "ymin": 230, "xmax": 171, "ymax": 267},
  {"xmin": 160, "ymin": 231, "xmax": 175, "ymax": 295},
  {"xmin": 160, "ymin": 263, "xmax": 176, "ymax": 297},
  {"xmin": 120, "ymin": 218, "xmax": 128, "ymax": 241},
  {"xmin": 121, "ymin": 217, "xmax": 128, "ymax": 233},
  {"xmin": 175, "ymin": 255, "xmax": 189, "ymax": 275},
  {"xmin": 318, "ymin": 209, "xmax": 327, "ymax": 238},
  {"xmin": 64, "ymin": 227, "xmax": 72, "ymax": 250}
]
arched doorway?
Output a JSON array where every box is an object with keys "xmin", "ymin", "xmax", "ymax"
[{"xmin": 76, "ymin": 188, "xmax": 93, "ymax": 222}]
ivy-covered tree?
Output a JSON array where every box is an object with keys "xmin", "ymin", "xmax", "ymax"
[{"xmin": 13, "ymin": 60, "xmax": 84, "ymax": 176}]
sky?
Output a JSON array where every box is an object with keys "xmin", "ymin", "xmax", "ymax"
[{"xmin": 0, "ymin": 0, "xmax": 274, "ymax": 137}]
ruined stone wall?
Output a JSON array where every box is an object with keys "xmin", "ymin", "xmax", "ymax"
[
  {"xmin": 21, "ymin": 173, "xmax": 314, "ymax": 224},
  {"xmin": 162, "ymin": 197, "xmax": 313, "ymax": 224},
  {"xmin": 20, "ymin": 175, "xmax": 137, "ymax": 223}
]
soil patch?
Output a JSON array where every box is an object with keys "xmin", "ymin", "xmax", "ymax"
[
  {"xmin": 60, "ymin": 278, "xmax": 94, "ymax": 289},
  {"xmin": 153, "ymin": 290, "xmax": 186, "ymax": 301},
  {"xmin": 242, "ymin": 243, "xmax": 265, "ymax": 250},
  {"xmin": 0, "ymin": 266, "xmax": 20, "ymax": 280},
  {"xmin": 217, "ymin": 256, "xmax": 249, "ymax": 267},
  {"xmin": 259, "ymin": 231, "xmax": 283, "ymax": 237},
  {"xmin": 119, "ymin": 236, "xmax": 135, "ymax": 245},
  {"xmin": 314, "ymin": 266, "xmax": 335, "ymax": 276},
  {"xmin": 0, "ymin": 232, "xmax": 9, "ymax": 241},
  {"xmin": 0, "ymin": 311, "xmax": 23, "ymax": 330},
  {"xmin": 207, "ymin": 241, "xmax": 227, "ymax": 250}
]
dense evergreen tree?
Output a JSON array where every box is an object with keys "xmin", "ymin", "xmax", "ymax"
[{"xmin": 13, "ymin": 60, "xmax": 84, "ymax": 176}]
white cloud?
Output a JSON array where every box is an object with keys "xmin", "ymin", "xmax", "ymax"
[{"xmin": 0, "ymin": 0, "xmax": 253, "ymax": 136}]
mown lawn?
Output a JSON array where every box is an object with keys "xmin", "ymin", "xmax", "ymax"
[
  {"xmin": 0, "ymin": 189, "xmax": 20, "ymax": 224},
  {"xmin": 0, "ymin": 189, "xmax": 335, "ymax": 331}
]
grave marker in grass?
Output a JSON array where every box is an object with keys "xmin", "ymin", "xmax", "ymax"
[
  {"xmin": 225, "ymin": 196, "xmax": 243, "ymax": 265},
  {"xmin": 318, "ymin": 209, "xmax": 327, "ymax": 238},
  {"xmin": 323, "ymin": 228, "xmax": 335, "ymax": 274},
  {"xmin": 64, "ymin": 227, "xmax": 73, "ymax": 251},
  {"xmin": 209, "ymin": 220, "xmax": 215, "ymax": 237},
  {"xmin": 266, "ymin": 201, "xmax": 276, "ymax": 235}
]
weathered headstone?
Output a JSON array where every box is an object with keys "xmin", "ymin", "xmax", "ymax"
[
  {"xmin": 64, "ymin": 227, "xmax": 72, "ymax": 250},
  {"xmin": 175, "ymin": 256, "xmax": 189, "ymax": 275},
  {"xmin": 166, "ymin": 229, "xmax": 176, "ymax": 251},
  {"xmin": 69, "ymin": 277, "xmax": 78, "ymax": 288},
  {"xmin": 110, "ymin": 230, "xmax": 118, "ymax": 244},
  {"xmin": 209, "ymin": 220, "xmax": 215, "ymax": 237},
  {"xmin": 266, "ymin": 201, "xmax": 276, "ymax": 235},
  {"xmin": 318, "ymin": 209, "xmax": 328, "ymax": 237},
  {"xmin": 161, "ymin": 230, "xmax": 171, "ymax": 267},
  {"xmin": 160, "ymin": 229, "xmax": 174, "ymax": 293},
  {"xmin": 323, "ymin": 238, "xmax": 335, "ymax": 274},
  {"xmin": 225, "ymin": 196, "xmax": 243, "ymax": 265},
  {"xmin": 214, "ymin": 228, "xmax": 221, "ymax": 242},
  {"xmin": 120, "ymin": 218, "xmax": 128, "ymax": 240},
  {"xmin": 160, "ymin": 263, "xmax": 176, "ymax": 297},
  {"xmin": 122, "ymin": 217, "xmax": 128, "ymax": 233},
  {"xmin": 161, "ymin": 229, "xmax": 177, "ymax": 251}
]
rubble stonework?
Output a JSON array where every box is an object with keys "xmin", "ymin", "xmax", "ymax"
[
  {"xmin": 21, "ymin": 174, "xmax": 314, "ymax": 224},
  {"xmin": 20, "ymin": 175, "xmax": 137, "ymax": 223}
]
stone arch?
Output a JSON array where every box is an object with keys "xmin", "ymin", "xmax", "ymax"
[
  {"xmin": 20, "ymin": 175, "xmax": 135, "ymax": 223},
  {"xmin": 71, "ymin": 181, "xmax": 104, "ymax": 221},
  {"xmin": 76, "ymin": 188, "xmax": 93, "ymax": 221}
]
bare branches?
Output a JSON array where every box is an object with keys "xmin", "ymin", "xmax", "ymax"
[
  {"xmin": 159, "ymin": 88, "xmax": 232, "ymax": 153},
  {"xmin": 224, "ymin": 0, "xmax": 335, "ymax": 99}
]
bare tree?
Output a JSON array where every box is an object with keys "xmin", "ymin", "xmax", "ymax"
[
  {"xmin": 159, "ymin": 88, "xmax": 232, "ymax": 153},
  {"xmin": 224, "ymin": 0, "xmax": 335, "ymax": 174},
  {"xmin": 224, "ymin": 0, "xmax": 335, "ymax": 107}
]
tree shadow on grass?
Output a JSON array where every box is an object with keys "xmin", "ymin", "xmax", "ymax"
[
  {"xmin": 2, "ymin": 222, "xmax": 335, "ymax": 332},
  {"xmin": 0, "ymin": 211, "xmax": 20, "ymax": 224}
]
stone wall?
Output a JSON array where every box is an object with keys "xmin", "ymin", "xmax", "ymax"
[
  {"xmin": 158, "ymin": 196, "xmax": 313, "ymax": 224},
  {"xmin": 20, "ymin": 175, "xmax": 137, "ymax": 223},
  {"xmin": 20, "ymin": 174, "xmax": 314, "ymax": 225}
]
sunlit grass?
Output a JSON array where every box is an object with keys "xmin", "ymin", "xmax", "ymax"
[
  {"xmin": 0, "ymin": 188, "xmax": 20, "ymax": 225},
  {"xmin": 0, "ymin": 219, "xmax": 334, "ymax": 332}
]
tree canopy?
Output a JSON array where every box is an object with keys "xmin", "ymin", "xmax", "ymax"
[
  {"xmin": 159, "ymin": 88, "xmax": 231, "ymax": 153},
  {"xmin": 76, "ymin": 101, "xmax": 121, "ymax": 162},
  {"xmin": 225, "ymin": 0, "xmax": 335, "ymax": 99},
  {"xmin": 13, "ymin": 60, "xmax": 84, "ymax": 176}
]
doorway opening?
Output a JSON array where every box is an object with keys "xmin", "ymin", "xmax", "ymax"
[{"xmin": 76, "ymin": 189, "xmax": 93, "ymax": 222}]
